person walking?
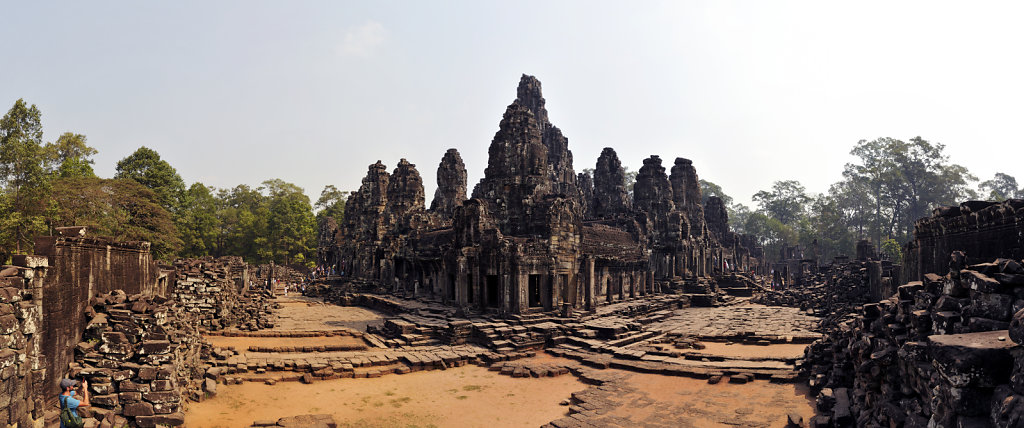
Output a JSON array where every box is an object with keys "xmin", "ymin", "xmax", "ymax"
[{"xmin": 59, "ymin": 378, "xmax": 89, "ymax": 428}]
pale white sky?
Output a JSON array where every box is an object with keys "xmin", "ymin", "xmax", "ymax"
[{"xmin": 2, "ymin": 1, "xmax": 1021, "ymax": 208}]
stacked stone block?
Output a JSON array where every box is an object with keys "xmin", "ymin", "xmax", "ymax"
[
  {"xmin": 173, "ymin": 258, "xmax": 273, "ymax": 331},
  {"xmin": 0, "ymin": 271, "xmax": 42, "ymax": 426},
  {"xmin": 803, "ymin": 255, "xmax": 1024, "ymax": 427},
  {"xmin": 68, "ymin": 290, "xmax": 203, "ymax": 427}
]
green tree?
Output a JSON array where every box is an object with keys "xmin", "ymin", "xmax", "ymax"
[
  {"xmin": 179, "ymin": 182, "xmax": 221, "ymax": 257},
  {"xmin": 314, "ymin": 185, "xmax": 349, "ymax": 227},
  {"xmin": 623, "ymin": 166, "xmax": 638, "ymax": 196},
  {"xmin": 45, "ymin": 177, "xmax": 182, "ymax": 259},
  {"xmin": 880, "ymin": 238, "xmax": 903, "ymax": 265},
  {"xmin": 215, "ymin": 184, "xmax": 268, "ymax": 261},
  {"xmin": 114, "ymin": 146, "xmax": 187, "ymax": 215},
  {"xmin": 261, "ymin": 179, "xmax": 316, "ymax": 266},
  {"xmin": 839, "ymin": 137, "xmax": 976, "ymax": 246},
  {"xmin": 699, "ymin": 179, "xmax": 733, "ymax": 206},
  {"xmin": 0, "ymin": 99, "xmax": 49, "ymax": 253},
  {"xmin": 979, "ymin": 172, "xmax": 1021, "ymax": 201},
  {"xmin": 800, "ymin": 194, "xmax": 855, "ymax": 261},
  {"xmin": 728, "ymin": 203, "xmax": 752, "ymax": 234},
  {"xmin": 744, "ymin": 212, "xmax": 797, "ymax": 261},
  {"xmin": 752, "ymin": 180, "xmax": 811, "ymax": 225},
  {"xmin": 44, "ymin": 132, "xmax": 97, "ymax": 178}
]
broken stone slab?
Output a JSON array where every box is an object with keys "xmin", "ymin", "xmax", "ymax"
[{"xmin": 929, "ymin": 330, "xmax": 1017, "ymax": 388}]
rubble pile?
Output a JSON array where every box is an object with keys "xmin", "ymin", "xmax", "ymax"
[
  {"xmin": 801, "ymin": 254, "xmax": 1024, "ymax": 427},
  {"xmin": 67, "ymin": 290, "xmax": 204, "ymax": 427},
  {"xmin": 173, "ymin": 258, "xmax": 273, "ymax": 331},
  {"xmin": 752, "ymin": 262, "xmax": 873, "ymax": 316}
]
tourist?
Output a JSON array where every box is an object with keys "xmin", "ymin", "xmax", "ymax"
[{"xmin": 59, "ymin": 378, "xmax": 89, "ymax": 428}]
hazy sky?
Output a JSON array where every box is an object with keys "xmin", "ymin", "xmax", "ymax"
[{"xmin": 3, "ymin": 1, "xmax": 1022, "ymax": 208}]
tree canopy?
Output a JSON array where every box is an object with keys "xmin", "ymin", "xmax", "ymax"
[{"xmin": 115, "ymin": 146, "xmax": 187, "ymax": 214}]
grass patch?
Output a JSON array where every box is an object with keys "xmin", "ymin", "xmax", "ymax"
[
  {"xmin": 390, "ymin": 396, "xmax": 412, "ymax": 408},
  {"xmin": 456, "ymin": 395, "xmax": 468, "ymax": 400},
  {"xmin": 461, "ymin": 385, "xmax": 483, "ymax": 391}
]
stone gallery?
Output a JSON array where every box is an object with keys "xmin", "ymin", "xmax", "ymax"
[{"xmin": 318, "ymin": 75, "xmax": 764, "ymax": 314}]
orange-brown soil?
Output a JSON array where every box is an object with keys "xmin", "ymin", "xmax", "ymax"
[
  {"xmin": 204, "ymin": 335, "xmax": 367, "ymax": 351},
  {"xmin": 184, "ymin": 364, "xmax": 583, "ymax": 428},
  {"xmin": 607, "ymin": 370, "xmax": 815, "ymax": 427}
]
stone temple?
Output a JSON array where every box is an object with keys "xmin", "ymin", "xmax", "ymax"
[{"xmin": 318, "ymin": 75, "xmax": 763, "ymax": 314}]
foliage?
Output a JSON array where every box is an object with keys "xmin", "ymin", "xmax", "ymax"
[
  {"xmin": 261, "ymin": 179, "xmax": 316, "ymax": 265},
  {"xmin": 979, "ymin": 172, "xmax": 1021, "ymax": 201},
  {"xmin": 880, "ymin": 238, "xmax": 903, "ymax": 265},
  {"xmin": 179, "ymin": 183, "xmax": 220, "ymax": 257},
  {"xmin": 752, "ymin": 180, "xmax": 810, "ymax": 225},
  {"xmin": 623, "ymin": 166, "xmax": 637, "ymax": 195},
  {"xmin": 114, "ymin": 146, "xmax": 186, "ymax": 214},
  {"xmin": 0, "ymin": 99, "xmax": 49, "ymax": 253},
  {"xmin": 315, "ymin": 184, "xmax": 348, "ymax": 227},
  {"xmin": 44, "ymin": 132, "xmax": 97, "ymax": 178},
  {"xmin": 839, "ymin": 137, "xmax": 976, "ymax": 246},
  {"xmin": 699, "ymin": 179, "xmax": 733, "ymax": 206},
  {"xmin": 45, "ymin": 177, "xmax": 182, "ymax": 259}
]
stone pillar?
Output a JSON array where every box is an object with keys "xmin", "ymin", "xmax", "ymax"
[
  {"xmin": 501, "ymin": 273, "xmax": 511, "ymax": 315},
  {"xmin": 584, "ymin": 257, "xmax": 595, "ymax": 311}
]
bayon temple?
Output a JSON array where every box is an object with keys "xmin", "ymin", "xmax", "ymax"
[{"xmin": 318, "ymin": 75, "xmax": 764, "ymax": 314}]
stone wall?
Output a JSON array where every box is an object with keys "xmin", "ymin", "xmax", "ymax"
[
  {"xmin": 32, "ymin": 235, "xmax": 165, "ymax": 422},
  {"xmin": 905, "ymin": 199, "xmax": 1024, "ymax": 283},
  {"xmin": 0, "ymin": 256, "xmax": 46, "ymax": 427}
]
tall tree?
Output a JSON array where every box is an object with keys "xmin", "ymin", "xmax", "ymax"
[
  {"xmin": 314, "ymin": 185, "xmax": 349, "ymax": 227},
  {"xmin": 0, "ymin": 99, "xmax": 49, "ymax": 253},
  {"xmin": 45, "ymin": 177, "xmax": 182, "ymax": 259},
  {"xmin": 215, "ymin": 184, "xmax": 268, "ymax": 261},
  {"xmin": 699, "ymin": 179, "xmax": 733, "ymax": 206},
  {"xmin": 261, "ymin": 179, "xmax": 316, "ymax": 265},
  {"xmin": 44, "ymin": 132, "xmax": 97, "ymax": 178},
  {"xmin": 179, "ymin": 182, "xmax": 220, "ymax": 257},
  {"xmin": 752, "ymin": 180, "xmax": 811, "ymax": 225},
  {"xmin": 839, "ymin": 137, "xmax": 976, "ymax": 246},
  {"xmin": 114, "ymin": 146, "xmax": 187, "ymax": 215},
  {"xmin": 979, "ymin": 172, "xmax": 1021, "ymax": 201}
]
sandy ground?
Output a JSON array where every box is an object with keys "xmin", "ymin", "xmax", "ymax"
[
  {"xmin": 204, "ymin": 335, "xmax": 367, "ymax": 351},
  {"xmin": 610, "ymin": 370, "xmax": 816, "ymax": 427},
  {"xmin": 271, "ymin": 296, "xmax": 387, "ymax": 331},
  {"xmin": 183, "ymin": 364, "xmax": 583, "ymax": 428},
  {"xmin": 692, "ymin": 342, "xmax": 809, "ymax": 360}
]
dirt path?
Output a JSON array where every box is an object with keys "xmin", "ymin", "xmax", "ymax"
[{"xmin": 184, "ymin": 364, "xmax": 583, "ymax": 428}]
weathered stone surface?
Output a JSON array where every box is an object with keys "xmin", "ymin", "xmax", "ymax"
[
  {"xmin": 930, "ymin": 330, "xmax": 1016, "ymax": 388},
  {"xmin": 669, "ymin": 157, "xmax": 705, "ymax": 238},
  {"xmin": 123, "ymin": 401, "xmax": 154, "ymax": 417},
  {"xmin": 591, "ymin": 147, "xmax": 631, "ymax": 218},
  {"xmin": 386, "ymin": 158, "xmax": 426, "ymax": 229},
  {"xmin": 429, "ymin": 148, "xmax": 467, "ymax": 220},
  {"xmin": 318, "ymin": 75, "xmax": 762, "ymax": 314},
  {"xmin": 703, "ymin": 196, "xmax": 729, "ymax": 240}
]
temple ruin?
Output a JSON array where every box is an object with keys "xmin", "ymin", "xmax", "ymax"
[{"xmin": 319, "ymin": 75, "xmax": 764, "ymax": 314}]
